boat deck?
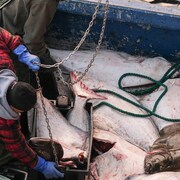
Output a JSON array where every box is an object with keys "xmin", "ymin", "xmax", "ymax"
[
  {"xmin": 86, "ymin": 0, "xmax": 180, "ymax": 16},
  {"xmin": 45, "ymin": 0, "xmax": 180, "ymax": 61}
]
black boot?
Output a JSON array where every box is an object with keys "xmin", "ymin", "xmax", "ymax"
[
  {"xmin": 39, "ymin": 49, "xmax": 57, "ymax": 72},
  {"xmin": 39, "ymin": 49, "xmax": 56, "ymax": 65}
]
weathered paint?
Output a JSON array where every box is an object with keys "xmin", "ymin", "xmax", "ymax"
[{"xmin": 45, "ymin": 0, "xmax": 180, "ymax": 61}]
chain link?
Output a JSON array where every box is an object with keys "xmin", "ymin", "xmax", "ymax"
[
  {"xmin": 38, "ymin": 0, "xmax": 109, "ymax": 87},
  {"xmin": 35, "ymin": 72, "xmax": 59, "ymax": 165},
  {"xmin": 34, "ymin": 0, "xmax": 109, "ymax": 165},
  {"xmin": 68, "ymin": 0, "xmax": 109, "ymax": 86}
]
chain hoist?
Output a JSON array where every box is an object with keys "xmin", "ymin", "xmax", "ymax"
[
  {"xmin": 34, "ymin": 72, "xmax": 59, "ymax": 165},
  {"xmin": 39, "ymin": 0, "xmax": 109, "ymax": 87},
  {"xmin": 34, "ymin": 0, "xmax": 109, "ymax": 165}
]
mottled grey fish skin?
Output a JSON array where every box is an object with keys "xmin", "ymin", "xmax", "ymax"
[
  {"xmin": 144, "ymin": 123, "xmax": 180, "ymax": 174},
  {"xmin": 126, "ymin": 171, "xmax": 180, "ymax": 180},
  {"xmin": 89, "ymin": 129, "xmax": 146, "ymax": 180},
  {"xmin": 77, "ymin": 74, "xmax": 160, "ymax": 151},
  {"xmin": 34, "ymin": 91, "xmax": 89, "ymax": 160}
]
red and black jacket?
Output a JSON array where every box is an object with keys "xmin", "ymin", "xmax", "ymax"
[
  {"xmin": 0, "ymin": 27, "xmax": 23, "ymax": 71},
  {"xmin": 0, "ymin": 28, "xmax": 38, "ymax": 168}
]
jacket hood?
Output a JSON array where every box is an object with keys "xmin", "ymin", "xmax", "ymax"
[{"xmin": 0, "ymin": 69, "xmax": 19, "ymax": 120}]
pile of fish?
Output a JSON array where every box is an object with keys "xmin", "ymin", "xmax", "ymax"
[
  {"xmin": 49, "ymin": 49, "xmax": 172, "ymax": 88},
  {"xmin": 30, "ymin": 49, "xmax": 180, "ymax": 179}
]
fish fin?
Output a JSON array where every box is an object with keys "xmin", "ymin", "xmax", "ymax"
[{"xmin": 70, "ymin": 71, "xmax": 107, "ymax": 100}]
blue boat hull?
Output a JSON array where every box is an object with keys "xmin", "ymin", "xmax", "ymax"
[{"xmin": 46, "ymin": 0, "xmax": 180, "ymax": 61}]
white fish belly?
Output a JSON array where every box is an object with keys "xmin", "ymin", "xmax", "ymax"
[
  {"xmin": 35, "ymin": 92, "xmax": 89, "ymax": 159},
  {"xmin": 81, "ymin": 75, "xmax": 159, "ymax": 151},
  {"xmin": 49, "ymin": 49, "xmax": 172, "ymax": 88},
  {"xmin": 139, "ymin": 79, "xmax": 180, "ymax": 131},
  {"xmin": 90, "ymin": 129, "xmax": 146, "ymax": 180}
]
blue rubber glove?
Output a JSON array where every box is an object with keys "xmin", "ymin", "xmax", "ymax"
[
  {"xmin": 13, "ymin": 45, "xmax": 40, "ymax": 71},
  {"xmin": 34, "ymin": 156, "xmax": 64, "ymax": 179}
]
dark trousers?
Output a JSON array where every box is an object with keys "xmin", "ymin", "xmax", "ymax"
[{"xmin": 0, "ymin": 0, "xmax": 58, "ymax": 57}]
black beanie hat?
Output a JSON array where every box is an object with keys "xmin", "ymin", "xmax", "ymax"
[{"xmin": 7, "ymin": 81, "xmax": 37, "ymax": 111}]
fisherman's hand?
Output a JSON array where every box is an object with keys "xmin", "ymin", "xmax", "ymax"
[
  {"xmin": 34, "ymin": 156, "xmax": 64, "ymax": 179},
  {"xmin": 13, "ymin": 44, "xmax": 40, "ymax": 71}
]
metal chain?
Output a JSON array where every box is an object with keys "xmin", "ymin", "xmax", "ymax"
[
  {"xmin": 34, "ymin": 71, "xmax": 59, "ymax": 165},
  {"xmin": 38, "ymin": 0, "xmax": 102, "ymax": 70},
  {"xmin": 39, "ymin": 0, "xmax": 109, "ymax": 87},
  {"xmin": 57, "ymin": 0, "xmax": 103, "ymax": 65},
  {"xmin": 33, "ymin": 0, "xmax": 109, "ymax": 165},
  {"xmin": 68, "ymin": 0, "xmax": 109, "ymax": 86}
]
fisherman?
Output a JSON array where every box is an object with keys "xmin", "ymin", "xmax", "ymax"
[
  {"xmin": 0, "ymin": 0, "xmax": 59, "ymax": 90},
  {"xmin": 0, "ymin": 27, "xmax": 64, "ymax": 179},
  {"xmin": 0, "ymin": 0, "xmax": 58, "ymax": 65},
  {"xmin": 0, "ymin": 0, "xmax": 73, "ymax": 108}
]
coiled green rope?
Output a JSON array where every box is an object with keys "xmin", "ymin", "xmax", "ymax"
[{"xmin": 93, "ymin": 61, "xmax": 180, "ymax": 122}]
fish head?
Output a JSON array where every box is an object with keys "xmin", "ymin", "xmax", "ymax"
[
  {"xmin": 28, "ymin": 137, "xmax": 64, "ymax": 162},
  {"xmin": 70, "ymin": 71, "xmax": 107, "ymax": 100}
]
